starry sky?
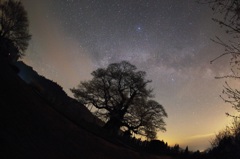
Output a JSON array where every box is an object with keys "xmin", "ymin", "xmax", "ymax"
[{"xmin": 21, "ymin": 0, "xmax": 238, "ymax": 151}]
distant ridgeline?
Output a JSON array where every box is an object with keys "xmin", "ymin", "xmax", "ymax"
[{"xmin": 15, "ymin": 61, "xmax": 104, "ymax": 127}]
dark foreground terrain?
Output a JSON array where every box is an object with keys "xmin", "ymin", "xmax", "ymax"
[{"xmin": 0, "ymin": 59, "xmax": 174, "ymax": 159}]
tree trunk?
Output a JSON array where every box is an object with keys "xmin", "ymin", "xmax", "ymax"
[
  {"xmin": 104, "ymin": 108, "xmax": 128, "ymax": 135},
  {"xmin": 103, "ymin": 117, "xmax": 122, "ymax": 135}
]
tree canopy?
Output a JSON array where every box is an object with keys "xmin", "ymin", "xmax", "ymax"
[
  {"xmin": 0, "ymin": 0, "xmax": 31, "ymax": 61},
  {"xmin": 71, "ymin": 61, "xmax": 167, "ymax": 139}
]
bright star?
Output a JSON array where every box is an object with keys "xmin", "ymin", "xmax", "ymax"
[{"xmin": 136, "ymin": 26, "xmax": 142, "ymax": 32}]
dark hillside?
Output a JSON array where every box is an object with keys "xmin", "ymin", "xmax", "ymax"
[
  {"xmin": 15, "ymin": 61, "xmax": 103, "ymax": 126},
  {"xmin": 0, "ymin": 59, "xmax": 172, "ymax": 159}
]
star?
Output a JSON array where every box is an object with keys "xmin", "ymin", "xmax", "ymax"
[{"xmin": 136, "ymin": 26, "xmax": 142, "ymax": 32}]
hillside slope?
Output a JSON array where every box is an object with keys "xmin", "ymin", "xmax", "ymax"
[
  {"xmin": 0, "ymin": 59, "xmax": 173, "ymax": 159},
  {"xmin": 15, "ymin": 61, "xmax": 104, "ymax": 127}
]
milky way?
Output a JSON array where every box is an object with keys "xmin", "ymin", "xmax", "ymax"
[{"xmin": 21, "ymin": 0, "xmax": 236, "ymax": 151}]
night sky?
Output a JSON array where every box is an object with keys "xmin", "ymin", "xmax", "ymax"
[{"xmin": 21, "ymin": 0, "xmax": 237, "ymax": 151}]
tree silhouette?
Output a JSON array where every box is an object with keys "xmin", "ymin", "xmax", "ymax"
[
  {"xmin": 199, "ymin": 0, "xmax": 240, "ymax": 115},
  {"xmin": 208, "ymin": 118, "xmax": 240, "ymax": 159},
  {"xmin": 204, "ymin": 0, "xmax": 240, "ymax": 66},
  {"xmin": 184, "ymin": 146, "xmax": 189, "ymax": 154},
  {"xmin": 0, "ymin": 0, "xmax": 31, "ymax": 61},
  {"xmin": 71, "ymin": 61, "xmax": 167, "ymax": 138},
  {"xmin": 199, "ymin": 2, "xmax": 240, "ymax": 157}
]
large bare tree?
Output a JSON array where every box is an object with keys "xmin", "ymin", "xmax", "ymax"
[
  {"xmin": 71, "ymin": 61, "xmax": 167, "ymax": 139},
  {"xmin": 199, "ymin": 0, "xmax": 240, "ymax": 115}
]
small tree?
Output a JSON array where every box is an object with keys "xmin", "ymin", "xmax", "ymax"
[
  {"xmin": 71, "ymin": 61, "xmax": 167, "ymax": 138},
  {"xmin": 184, "ymin": 146, "xmax": 189, "ymax": 157},
  {"xmin": 209, "ymin": 118, "xmax": 240, "ymax": 159},
  {"xmin": 0, "ymin": 0, "xmax": 31, "ymax": 61}
]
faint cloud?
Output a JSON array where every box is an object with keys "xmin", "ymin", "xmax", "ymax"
[{"xmin": 187, "ymin": 133, "xmax": 215, "ymax": 140}]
